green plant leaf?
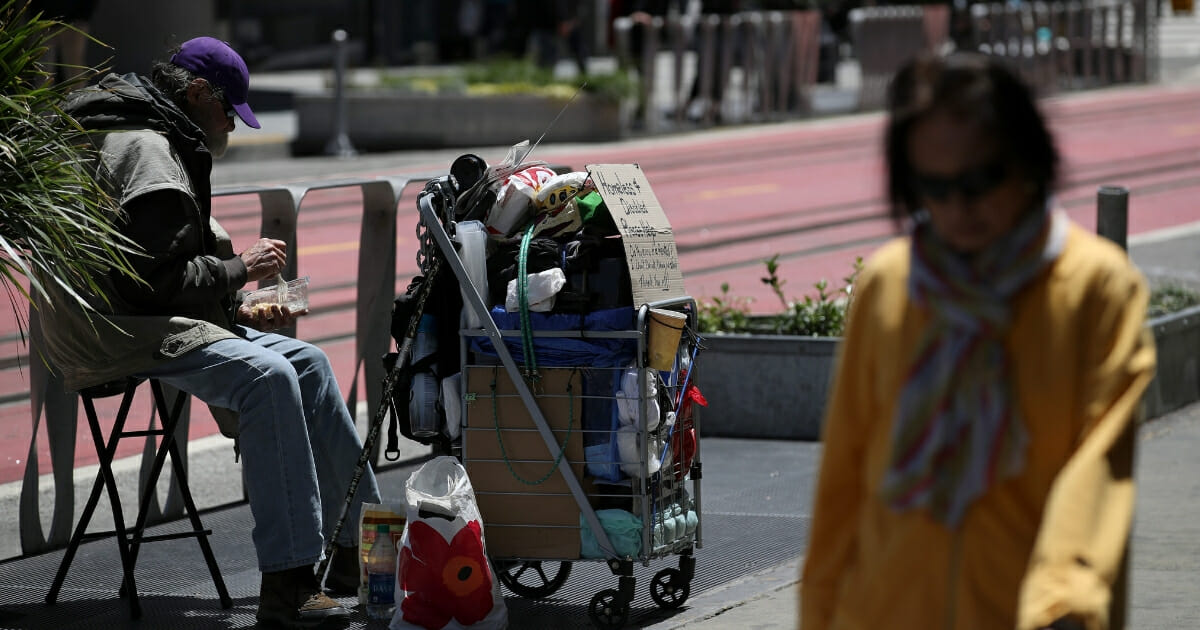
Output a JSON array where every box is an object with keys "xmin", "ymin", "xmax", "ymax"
[{"xmin": 0, "ymin": 0, "xmax": 142, "ymax": 343}]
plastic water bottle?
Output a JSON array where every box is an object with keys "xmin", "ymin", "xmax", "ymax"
[
  {"xmin": 366, "ymin": 524, "xmax": 397, "ymax": 620},
  {"xmin": 453, "ymin": 220, "xmax": 489, "ymax": 329},
  {"xmin": 409, "ymin": 314, "xmax": 441, "ymax": 438}
]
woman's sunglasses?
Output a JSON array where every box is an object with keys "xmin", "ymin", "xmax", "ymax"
[{"xmin": 910, "ymin": 160, "xmax": 1008, "ymax": 203}]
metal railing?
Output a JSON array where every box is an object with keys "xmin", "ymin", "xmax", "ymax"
[
  {"xmin": 612, "ymin": 10, "xmax": 822, "ymax": 130},
  {"xmin": 613, "ymin": 2, "xmax": 1154, "ymax": 128},
  {"xmin": 850, "ymin": 5, "xmax": 951, "ymax": 111},
  {"xmin": 19, "ymin": 173, "xmax": 431, "ymax": 556},
  {"xmin": 965, "ymin": 0, "xmax": 1157, "ymax": 92}
]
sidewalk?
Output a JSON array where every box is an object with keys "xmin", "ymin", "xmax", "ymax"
[
  {"xmin": 663, "ymin": 225, "xmax": 1200, "ymax": 628},
  {"xmin": 667, "ymin": 400, "xmax": 1200, "ymax": 629},
  {"xmin": 0, "ymin": 436, "xmax": 819, "ymax": 629}
]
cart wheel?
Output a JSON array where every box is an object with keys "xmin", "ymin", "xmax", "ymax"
[
  {"xmin": 588, "ymin": 588, "xmax": 629, "ymax": 629},
  {"xmin": 650, "ymin": 567, "xmax": 690, "ymax": 609},
  {"xmin": 496, "ymin": 560, "xmax": 572, "ymax": 598}
]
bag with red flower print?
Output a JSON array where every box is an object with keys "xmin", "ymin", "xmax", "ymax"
[{"xmin": 390, "ymin": 456, "xmax": 507, "ymax": 630}]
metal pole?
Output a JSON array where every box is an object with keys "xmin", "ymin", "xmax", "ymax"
[
  {"xmin": 324, "ymin": 29, "xmax": 358, "ymax": 158},
  {"xmin": 1097, "ymin": 185, "xmax": 1129, "ymax": 251}
]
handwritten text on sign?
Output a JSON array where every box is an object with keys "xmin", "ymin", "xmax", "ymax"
[{"xmin": 586, "ymin": 164, "xmax": 686, "ymax": 305}]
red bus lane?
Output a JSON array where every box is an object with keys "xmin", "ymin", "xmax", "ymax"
[{"xmin": 3, "ymin": 83, "xmax": 1200, "ymax": 484}]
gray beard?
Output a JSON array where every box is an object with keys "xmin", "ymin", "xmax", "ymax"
[{"xmin": 207, "ymin": 131, "xmax": 228, "ymax": 158}]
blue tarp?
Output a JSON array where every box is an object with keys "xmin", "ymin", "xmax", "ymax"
[{"xmin": 470, "ymin": 306, "xmax": 637, "ymax": 367}]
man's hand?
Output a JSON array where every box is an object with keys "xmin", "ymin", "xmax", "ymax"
[
  {"xmin": 240, "ymin": 238, "xmax": 288, "ymax": 283},
  {"xmin": 236, "ymin": 302, "xmax": 305, "ymax": 332}
]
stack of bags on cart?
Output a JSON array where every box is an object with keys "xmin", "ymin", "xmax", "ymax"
[{"xmin": 393, "ymin": 144, "xmax": 705, "ymax": 558}]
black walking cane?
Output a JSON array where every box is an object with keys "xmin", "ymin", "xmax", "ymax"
[{"xmin": 315, "ymin": 254, "xmax": 442, "ymax": 585}]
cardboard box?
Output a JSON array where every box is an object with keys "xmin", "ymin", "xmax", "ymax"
[
  {"xmin": 475, "ymin": 493, "xmax": 582, "ymax": 526},
  {"xmin": 484, "ymin": 524, "xmax": 580, "ymax": 560},
  {"xmin": 464, "ymin": 366, "xmax": 588, "ymax": 559}
]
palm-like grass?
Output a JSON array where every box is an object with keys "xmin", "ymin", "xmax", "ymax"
[{"xmin": 1, "ymin": 1, "xmax": 141, "ymax": 342}]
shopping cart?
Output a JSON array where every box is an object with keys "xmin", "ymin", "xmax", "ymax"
[{"xmin": 413, "ymin": 167, "xmax": 705, "ymax": 629}]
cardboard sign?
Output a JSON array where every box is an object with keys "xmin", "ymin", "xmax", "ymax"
[{"xmin": 586, "ymin": 164, "xmax": 686, "ymax": 305}]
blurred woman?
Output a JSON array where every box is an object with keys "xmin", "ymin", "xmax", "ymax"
[{"xmin": 800, "ymin": 53, "xmax": 1155, "ymax": 630}]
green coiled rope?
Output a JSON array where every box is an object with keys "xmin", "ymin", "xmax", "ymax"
[{"xmin": 490, "ymin": 370, "xmax": 574, "ymax": 486}]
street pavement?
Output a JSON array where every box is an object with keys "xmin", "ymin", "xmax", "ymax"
[
  {"xmin": 226, "ymin": 70, "xmax": 1200, "ymax": 630},
  {"xmin": 2, "ymin": 21, "xmax": 1200, "ymax": 629},
  {"xmin": 661, "ymin": 401, "xmax": 1200, "ymax": 629},
  {"xmin": 655, "ymin": 221, "xmax": 1200, "ymax": 629}
]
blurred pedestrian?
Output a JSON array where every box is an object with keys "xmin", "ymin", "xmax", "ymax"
[
  {"xmin": 683, "ymin": 0, "xmax": 738, "ymax": 123},
  {"xmin": 612, "ymin": 0, "xmax": 675, "ymax": 124},
  {"xmin": 557, "ymin": 0, "xmax": 592, "ymax": 76},
  {"xmin": 510, "ymin": 0, "xmax": 560, "ymax": 69},
  {"xmin": 800, "ymin": 53, "xmax": 1155, "ymax": 630}
]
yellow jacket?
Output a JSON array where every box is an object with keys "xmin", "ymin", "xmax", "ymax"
[{"xmin": 800, "ymin": 223, "xmax": 1156, "ymax": 630}]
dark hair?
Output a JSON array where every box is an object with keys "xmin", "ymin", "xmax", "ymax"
[
  {"xmin": 150, "ymin": 46, "xmax": 225, "ymax": 111},
  {"xmin": 884, "ymin": 53, "xmax": 1059, "ymax": 222}
]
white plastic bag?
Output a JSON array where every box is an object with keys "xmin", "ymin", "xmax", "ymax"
[
  {"xmin": 504, "ymin": 267, "xmax": 566, "ymax": 312},
  {"xmin": 615, "ymin": 367, "xmax": 664, "ymax": 477},
  {"xmin": 390, "ymin": 457, "xmax": 507, "ymax": 630},
  {"xmin": 616, "ymin": 367, "xmax": 660, "ymax": 432},
  {"xmin": 617, "ymin": 424, "xmax": 662, "ymax": 477},
  {"xmin": 487, "ymin": 164, "xmax": 556, "ymax": 237}
]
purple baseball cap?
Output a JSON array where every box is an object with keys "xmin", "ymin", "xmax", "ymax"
[{"xmin": 170, "ymin": 37, "xmax": 261, "ymax": 129}]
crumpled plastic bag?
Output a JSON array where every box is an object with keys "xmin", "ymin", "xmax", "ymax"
[
  {"xmin": 617, "ymin": 424, "xmax": 661, "ymax": 478},
  {"xmin": 616, "ymin": 367, "xmax": 661, "ymax": 432},
  {"xmin": 487, "ymin": 164, "xmax": 556, "ymax": 237},
  {"xmin": 504, "ymin": 267, "xmax": 566, "ymax": 312}
]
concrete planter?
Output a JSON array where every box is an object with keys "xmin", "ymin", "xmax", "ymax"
[
  {"xmin": 698, "ymin": 304, "xmax": 1200, "ymax": 441},
  {"xmin": 697, "ymin": 333, "xmax": 839, "ymax": 441},
  {"xmin": 292, "ymin": 91, "xmax": 628, "ymax": 154},
  {"xmin": 1144, "ymin": 304, "xmax": 1200, "ymax": 419}
]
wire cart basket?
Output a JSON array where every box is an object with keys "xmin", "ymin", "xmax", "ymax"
[{"xmin": 412, "ymin": 167, "xmax": 704, "ymax": 629}]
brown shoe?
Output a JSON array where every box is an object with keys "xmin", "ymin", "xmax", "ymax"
[
  {"xmin": 258, "ymin": 565, "xmax": 350, "ymax": 627},
  {"xmin": 321, "ymin": 544, "xmax": 361, "ymax": 597}
]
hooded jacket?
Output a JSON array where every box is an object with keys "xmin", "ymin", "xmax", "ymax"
[{"xmin": 36, "ymin": 72, "xmax": 248, "ymax": 391}]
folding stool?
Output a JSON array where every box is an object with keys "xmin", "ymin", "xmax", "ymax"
[{"xmin": 45, "ymin": 377, "xmax": 233, "ymax": 618}]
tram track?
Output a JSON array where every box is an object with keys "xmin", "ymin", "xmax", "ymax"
[
  {"xmin": 676, "ymin": 160, "xmax": 1200, "ymax": 280},
  {"xmin": 4, "ymin": 85, "xmax": 1200, "ymax": 406}
]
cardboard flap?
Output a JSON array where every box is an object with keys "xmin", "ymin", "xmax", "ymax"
[{"xmin": 586, "ymin": 164, "xmax": 686, "ymax": 305}]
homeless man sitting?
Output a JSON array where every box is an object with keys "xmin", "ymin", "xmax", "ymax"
[{"xmin": 34, "ymin": 37, "xmax": 380, "ymax": 628}]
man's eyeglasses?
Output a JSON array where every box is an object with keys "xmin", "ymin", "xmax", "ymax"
[
  {"xmin": 909, "ymin": 160, "xmax": 1008, "ymax": 203},
  {"xmin": 205, "ymin": 83, "xmax": 236, "ymax": 121}
]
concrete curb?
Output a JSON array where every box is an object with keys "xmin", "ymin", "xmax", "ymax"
[{"xmin": 645, "ymin": 556, "xmax": 802, "ymax": 629}]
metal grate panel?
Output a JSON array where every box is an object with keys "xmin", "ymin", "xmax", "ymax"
[
  {"xmin": 0, "ymin": 437, "xmax": 817, "ymax": 629},
  {"xmin": 501, "ymin": 513, "xmax": 809, "ymax": 629}
]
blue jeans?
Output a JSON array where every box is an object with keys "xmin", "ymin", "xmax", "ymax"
[{"xmin": 137, "ymin": 326, "xmax": 381, "ymax": 572}]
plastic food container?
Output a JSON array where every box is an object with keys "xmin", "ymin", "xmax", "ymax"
[{"xmin": 243, "ymin": 276, "xmax": 310, "ymax": 315}]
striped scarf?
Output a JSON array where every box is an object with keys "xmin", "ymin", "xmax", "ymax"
[{"xmin": 880, "ymin": 203, "xmax": 1067, "ymax": 527}]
